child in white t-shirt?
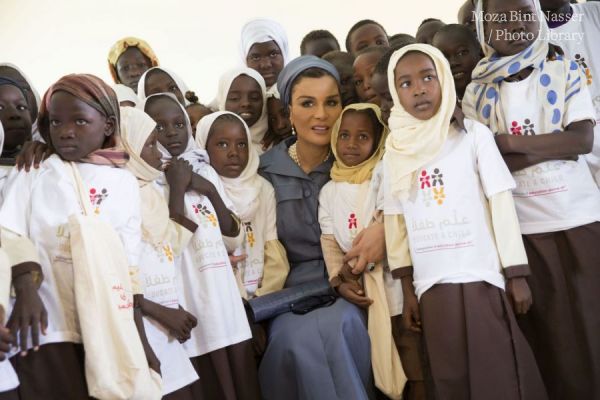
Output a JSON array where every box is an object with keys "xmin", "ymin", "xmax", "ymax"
[
  {"xmin": 385, "ymin": 44, "xmax": 546, "ymax": 399},
  {"xmin": 143, "ymin": 93, "xmax": 259, "ymax": 400},
  {"xmin": 463, "ymin": 0, "xmax": 600, "ymax": 397},
  {"xmin": 194, "ymin": 111, "xmax": 289, "ymax": 299}
]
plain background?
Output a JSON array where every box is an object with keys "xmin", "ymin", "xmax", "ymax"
[{"xmin": 2, "ymin": 0, "xmax": 470, "ymax": 103}]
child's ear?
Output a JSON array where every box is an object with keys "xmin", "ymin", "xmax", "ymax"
[{"xmin": 104, "ymin": 115, "xmax": 117, "ymax": 137}]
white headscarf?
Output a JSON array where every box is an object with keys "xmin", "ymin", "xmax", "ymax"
[
  {"xmin": 0, "ymin": 120, "xmax": 4, "ymax": 156},
  {"xmin": 383, "ymin": 44, "xmax": 456, "ymax": 200},
  {"xmin": 120, "ymin": 107, "xmax": 172, "ymax": 247},
  {"xmin": 195, "ymin": 111, "xmax": 261, "ymax": 221},
  {"xmin": 114, "ymin": 84, "xmax": 140, "ymax": 108},
  {"xmin": 210, "ymin": 67, "xmax": 268, "ymax": 152},
  {"xmin": 239, "ymin": 18, "xmax": 290, "ymax": 66},
  {"xmin": 142, "ymin": 92, "xmax": 209, "ymax": 169},
  {"xmin": 0, "ymin": 63, "xmax": 42, "ymax": 141},
  {"xmin": 137, "ymin": 67, "xmax": 190, "ymax": 106}
]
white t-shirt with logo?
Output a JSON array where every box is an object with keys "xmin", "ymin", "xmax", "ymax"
[
  {"xmin": 0, "ymin": 156, "xmax": 142, "ymax": 349},
  {"xmin": 175, "ymin": 164, "xmax": 251, "ymax": 358},
  {"xmin": 498, "ymin": 69, "xmax": 600, "ymax": 234},
  {"xmin": 384, "ymin": 120, "xmax": 515, "ymax": 300},
  {"xmin": 549, "ymin": 2, "xmax": 600, "ymax": 185},
  {"xmin": 139, "ymin": 236, "xmax": 198, "ymax": 394},
  {"xmin": 319, "ymin": 162, "xmax": 404, "ymax": 316}
]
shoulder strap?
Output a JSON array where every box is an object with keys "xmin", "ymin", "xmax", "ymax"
[{"xmin": 66, "ymin": 162, "xmax": 94, "ymax": 216}]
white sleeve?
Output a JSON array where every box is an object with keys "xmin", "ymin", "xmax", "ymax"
[
  {"xmin": 116, "ymin": 173, "xmax": 143, "ymax": 268},
  {"xmin": 318, "ymin": 182, "xmax": 334, "ymax": 235},
  {"xmin": 0, "ymin": 168, "xmax": 36, "ymax": 237},
  {"xmin": 469, "ymin": 120, "xmax": 516, "ymax": 198},
  {"xmin": 198, "ymin": 164, "xmax": 236, "ymax": 212},
  {"xmin": 563, "ymin": 62, "xmax": 596, "ymax": 126},
  {"xmin": 382, "ymin": 165, "xmax": 405, "ymax": 215}
]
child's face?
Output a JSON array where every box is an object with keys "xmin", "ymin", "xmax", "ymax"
[
  {"xmin": 289, "ymin": 75, "xmax": 342, "ymax": 148},
  {"xmin": 116, "ymin": 47, "xmax": 151, "ymax": 93},
  {"xmin": 305, "ymin": 38, "xmax": 340, "ymax": 58},
  {"xmin": 349, "ymin": 24, "xmax": 389, "ymax": 55},
  {"xmin": 394, "ymin": 52, "xmax": 442, "ymax": 120},
  {"xmin": 246, "ymin": 41, "xmax": 284, "ymax": 87},
  {"xmin": 267, "ymin": 97, "xmax": 292, "ymax": 138},
  {"xmin": 48, "ymin": 91, "xmax": 114, "ymax": 161},
  {"xmin": 144, "ymin": 70, "xmax": 185, "ymax": 105},
  {"xmin": 484, "ymin": 0, "xmax": 540, "ymax": 57},
  {"xmin": 139, "ymin": 129, "xmax": 163, "ymax": 170},
  {"xmin": 336, "ymin": 110, "xmax": 376, "ymax": 167},
  {"xmin": 416, "ymin": 21, "xmax": 446, "ymax": 45},
  {"xmin": 186, "ymin": 105, "xmax": 212, "ymax": 137},
  {"xmin": 0, "ymin": 85, "xmax": 32, "ymax": 155},
  {"xmin": 433, "ymin": 30, "xmax": 481, "ymax": 98},
  {"xmin": 206, "ymin": 120, "xmax": 249, "ymax": 179},
  {"xmin": 331, "ymin": 59, "xmax": 358, "ymax": 106},
  {"xmin": 0, "ymin": 66, "xmax": 38, "ymax": 122},
  {"xmin": 353, "ymin": 52, "xmax": 382, "ymax": 105},
  {"xmin": 225, "ymin": 75, "xmax": 263, "ymax": 128},
  {"xmin": 145, "ymin": 97, "xmax": 189, "ymax": 157},
  {"xmin": 370, "ymin": 72, "xmax": 392, "ymax": 125}
]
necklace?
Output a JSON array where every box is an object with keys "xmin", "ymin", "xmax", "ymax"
[{"xmin": 289, "ymin": 142, "xmax": 330, "ymax": 169}]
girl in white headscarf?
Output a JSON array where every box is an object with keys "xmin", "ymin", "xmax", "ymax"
[
  {"xmin": 142, "ymin": 93, "xmax": 260, "ymax": 400},
  {"xmin": 383, "ymin": 44, "xmax": 546, "ymax": 398},
  {"xmin": 210, "ymin": 67, "xmax": 269, "ymax": 155},
  {"xmin": 137, "ymin": 67, "xmax": 190, "ymax": 106},
  {"xmin": 239, "ymin": 18, "xmax": 290, "ymax": 95},
  {"xmin": 119, "ymin": 107, "xmax": 200, "ymax": 398},
  {"xmin": 195, "ymin": 111, "xmax": 289, "ymax": 299}
]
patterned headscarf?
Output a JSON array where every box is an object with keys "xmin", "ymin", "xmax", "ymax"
[
  {"xmin": 107, "ymin": 36, "xmax": 159, "ymax": 84},
  {"xmin": 38, "ymin": 74, "xmax": 129, "ymax": 166}
]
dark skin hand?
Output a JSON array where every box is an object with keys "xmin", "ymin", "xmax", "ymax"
[
  {"xmin": 165, "ymin": 158, "xmax": 193, "ymax": 218},
  {"xmin": 335, "ymin": 263, "xmax": 373, "ymax": 308},
  {"xmin": 496, "ymin": 120, "xmax": 593, "ymax": 172},
  {"xmin": 8, "ymin": 269, "xmax": 47, "ymax": 355},
  {"xmin": 505, "ymin": 277, "xmax": 533, "ymax": 315},
  {"xmin": 15, "ymin": 141, "xmax": 53, "ymax": 171},
  {"xmin": 190, "ymin": 173, "xmax": 240, "ymax": 237},
  {"xmin": 139, "ymin": 299, "xmax": 197, "ymax": 343},
  {"xmin": 400, "ymin": 274, "xmax": 422, "ymax": 333},
  {"xmin": 133, "ymin": 295, "xmax": 161, "ymax": 375}
]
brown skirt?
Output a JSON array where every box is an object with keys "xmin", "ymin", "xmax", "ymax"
[
  {"xmin": 420, "ymin": 282, "xmax": 547, "ymax": 400},
  {"xmin": 189, "ymin": 339, "xmax": 261, "ymax": 400},
  {"xmin": 0, "ymin": 389, "xmax": 19, "ymax": 400},
  {"xmin": 519, "ymin": 222, "xmax": 600, "ymax": 400},
  {"xmin": 163, "ymin": 383, "xmax": 194, "ymax": 400},
  {"xmin": 10, "ymin": 342, "xmax": 92, "ymax": 400},
  {"xmin": 391, "ymin": 315, "xmax": 431, "ymax": 400}
]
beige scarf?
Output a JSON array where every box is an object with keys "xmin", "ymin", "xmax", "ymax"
[{"xmin": 383, "ymin": 44, "xmax": 456, "ymax": 200}]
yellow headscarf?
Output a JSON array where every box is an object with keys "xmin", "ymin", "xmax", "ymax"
[
  {"xmin": 330, "ymin": 103, "xmax": 388, "ymax": 184},
  {"xmin": 383, "ymin": 44, "xmax": 456, "ymax": 199},
  {"xmin": 108, "ymin": 37, "xmax": 160, "ymax": 84}
]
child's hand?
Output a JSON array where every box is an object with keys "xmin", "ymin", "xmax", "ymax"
[
  {"xmin": 506, "ymin": 277, "xmax": 532, "ymax": 315},
  {"xmin": 7, "ymin": 273, "xmax": 47, "ymax": 356},
  {"xmin": 165, "ymin": 158, "xmax": 193, "ymax": 193},
  {"xmin": 191, "ymin": 173, "xmax": 216, "ymax": 197},
  {"xmin": 15, "ymin": 141, "xmax": 54, "ymax": 172},
  {"xmin": 402, "ymin": 290, "xmax": 422, "ymax": 333},
  {"xmin": 336, "ymin": 281, "xmax": 373, "ymax": 309},
  {"xmin": 155, "ymin": 305, "xmax": 198, "ymax": 343}
]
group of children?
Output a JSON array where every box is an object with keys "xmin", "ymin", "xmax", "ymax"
[{"xmin": 0, "ymin": 0, "xmax": 599, "ymax": 398}]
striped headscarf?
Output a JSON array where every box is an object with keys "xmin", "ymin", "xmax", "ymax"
[{"xmin": 38, "ymin": 74, "xmax": 129, "ymax": 166}]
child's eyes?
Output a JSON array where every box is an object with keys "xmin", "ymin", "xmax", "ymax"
[
  {"xmin": 156, "ymin": 124, "xmax": 164, "ymax": 131},
  {"xmin": 399, "ymin": 81, "xmax": 410, "ymax": 88},
  {"xmin": 175, "ymin": 123, "xmax": 185, "ymax": 129},
  {"xmin": 238, "ymin": 142, "xmax": 247, "ymax": 148},
  {"xmin": 457, "ymin": 50, "xmax": 468, "ymax": 57},
  {"xmin": 75, "ymin": 119, "xmax": 88, "ymax": 126},
  {"xmin": 359, "ymin": 134, "xmax": 370, "ymax": 140},
  {"xmin": 217, "ymin": 141, "xmax": 228, "ymax": 148},
  {"xmin": 227, "ymin": 96, "xmax": 241, "ymax": 102},
  {"xmin": 341, "ymin": 78, "xmax": 352, "ymax": 86},
  {"xmin": 339, "ymin": 132, "xmax": 349, "ymax": 139},
  {"xmin": 424, "ymin": 75, "xmax": 437, "ymax": 82},
  {"xmin": 50, "ymin": 119, "xmax": 60, "ymax": 126},
  {"xmin": 270, "ymin": 51, "xmax": 280, "ymax": 58},
  {"xmin": 354, "ymin": 79, "xmax": 363, "ymax": 87},
  {"xmin": 17, "ymin": 105, "xmax": 28, "ymax": 111},
  {"xmin": 375, "ymin": 39, "xmax": 385, "ymax": 45},
  {"xmin": 250, "ymin": 55, "xmax": 260, "ymax": 62}
]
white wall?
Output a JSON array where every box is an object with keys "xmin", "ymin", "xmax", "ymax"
[{"xmin": 1, "ymin": 0, "xmax": 465, "ymax": 103}]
